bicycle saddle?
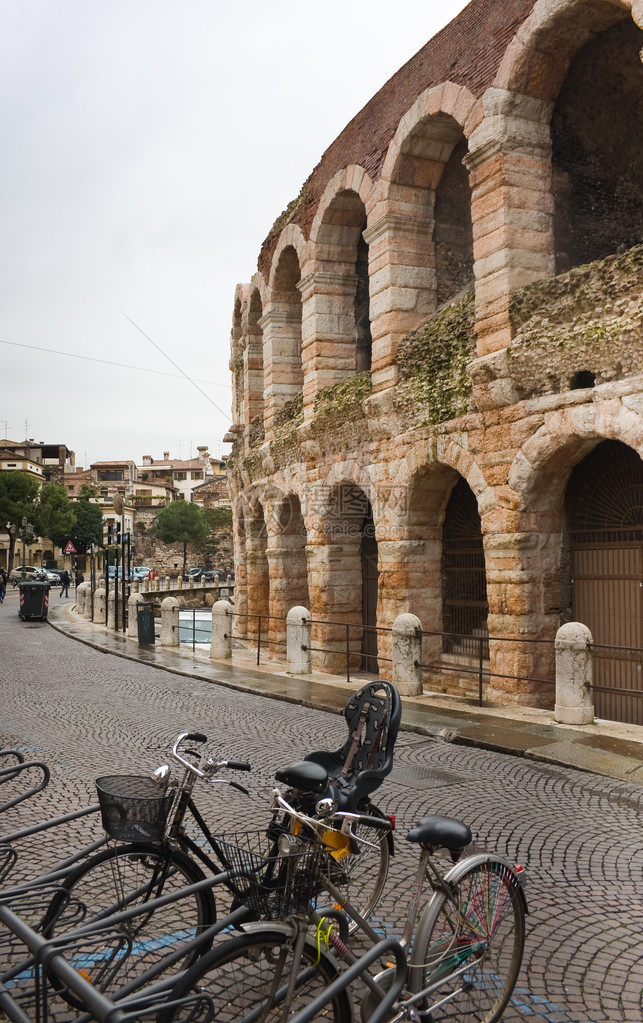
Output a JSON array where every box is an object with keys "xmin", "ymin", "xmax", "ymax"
[
  {"xmin": 406, "ymin": 814, "xmax": 472, "ymax": 852},
  {"xmin": 274, "ymin": 760, "xmax": 329, "ymax": 794}
]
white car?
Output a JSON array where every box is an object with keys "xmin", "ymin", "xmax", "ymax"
[{"xmin": 9, "ymin": 566, "xmax": 46, "ymax": 584}]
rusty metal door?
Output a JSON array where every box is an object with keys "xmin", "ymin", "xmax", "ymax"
[{"xmin": 571, "ymin": 543, "xmax": 643, "ymax": 724}]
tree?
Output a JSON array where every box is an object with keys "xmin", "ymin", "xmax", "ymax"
[
  {"xmin": 0, "ymin": 470, "xmax": 41, "ymax": 570},
  {"xmin": 35, "ymin": 483, "xmax": 75, "ymax": 549},
  {"xmin": 154, "ymin": 501, "xmax": 209, "ymax": 576},
  {"xmin": 67, "ymin": 499, "xmax": 104, "ymax": 555}
]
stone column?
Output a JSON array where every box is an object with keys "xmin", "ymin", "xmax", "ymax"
[
  {"xmin": 554, "ymin": 622, "xmax": 594, "ymax": 725},
  {"xmin": 364, "ymin": 213, "xmax": 436, "ymax": 393},
  {"xmin": 287, "ymin": 606, "xmax": 312, "ymax": 674},
  {"xmin": 466, "ymin": 89, "xmax": 555, "ymax": 358},
  {"xmin": 107, "ymin": 590, "xmax": 116, "ymax": 629},
  {"xmin": 93, "ymin": 583, "xmax": 105, "ymax": 624},
  {"xmin": 160, "ymin": 596, "xmax": 180, "ymax": 647},
  {"xmin": 76, "ymin": 581, "xmax": 89, "ymax": 615},
  {"xmin": 260, "ymin": 307, "xmax": 303, "ymax": 441},
  {"xmin": 298, "ymin": 271, "xmax": 358, "ymax": 421},
  {"xmin": 392, "ymin": 613, "xmax": 423, "ymax": 696},
  {"xmin": 210, "ymin": 599, "xmax": 233, "ymax": 659}
]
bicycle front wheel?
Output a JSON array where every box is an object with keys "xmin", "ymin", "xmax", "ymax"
[
  {"xmin": 42, "ymin": 843, "xmax": 215, "ymax": 1005},
  {"xmin": 164, "ymin": 928, "xmax": 351, "ymax": 1023},
  {"xmin": 410, "ymin": 856, "xmax": 525, "ymax": 1022}
]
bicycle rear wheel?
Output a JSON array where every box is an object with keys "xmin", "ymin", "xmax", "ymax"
[
  {"xmin": 163, "ymin": 927, "xmax": 351, "ymax": 1023},
  {"xmin": 42, "ymin": 843, "xmax": 215, "ymax": 1006},
  {"xmin": 410, "ymin": 856, "xmax": 525, "ymax": 1022}
]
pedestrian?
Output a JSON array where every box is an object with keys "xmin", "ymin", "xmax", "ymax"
[
  {"xmin": 60, "ymin": 569, "xmax": 71, "ymax": 598},
  {"xmin": 0, "ymin": 567, "xmax": 6, "ymax": 603}
]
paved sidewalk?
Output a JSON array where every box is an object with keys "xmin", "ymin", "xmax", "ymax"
[{"xmin": 47, "ymin": 597, "xmax": 643, "ymax": 787}]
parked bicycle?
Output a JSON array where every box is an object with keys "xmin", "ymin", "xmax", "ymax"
[{"xmin": 162, "ymin": 793, "xmax": 527, "ymax": 1023}]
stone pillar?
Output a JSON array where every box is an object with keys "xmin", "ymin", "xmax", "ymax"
[
  {"xmin": 93, "ymin": 583, "xmax": 105, "ymax": 624},
  {"xmin": 132, "ymin": 579, "xmax": 140, "ymax": 593},
  {"xmin": 84, "ymin": 584, "xmax": 95, "ymax": 620},
  {"xmin": 554, "ymin": 622, "xmax": 594, "ymax": 725},
  {"xmin": 107, "ymin": 590, "xmax": 116, "ymax": 629},
  {"xmin": 466, "ymin": 89, "xmax": 555, "ymax": 358},
  {"xmin": 164, "ymin": 576, "xmax": 171, "ymax": 590},
  {"xmin": 210, "ymin": 599, "xmax": 233, "ymax": 659},
  {"xmin": 364, "ymin": 213, "xmax": 435, "ymax": 393},
  {"xmin": 76, "ymin": 581, "xmax": 89, "ymax": 615},
  {"xmin": 260, "ymin": 306, "xmax": 303, "ymax": 441},
  {"xmin": 392, "ymin": 613, "xmax": 423, "ymax": 696},
  {"xmin": 287, "ymin": 605, "xmax": 312, "ymax": 674},
  {"xmin": 298, "ymin": 271, "xmax": 358, "ymax": 421},
  {"xmin": 160, "ymin": 596, "xmax": 180, "ymax": 647},
  {"xmin": 127, "ymin": 592, "xmax": 145, "ymax": 639},
  {"xmin": 306, "ymin": 539, "xmax": 362, "ymax": 674}
]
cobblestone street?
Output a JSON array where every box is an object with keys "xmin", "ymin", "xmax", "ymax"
[{"xmin": 1, "ymin": 594, "xmax": 641, "ymax": 1022}]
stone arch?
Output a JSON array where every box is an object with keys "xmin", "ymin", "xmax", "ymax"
[
  {"xmin": 265, "ymin": 491, "xmax": 310, "ymax": 656},
  {"xmin": 309, "ymin": 166, "xmax": 376, "ymax": 245},
  {"xmin": 245, "ymin": 288, "xmax": 265, "ymax": 432},
  {"xmin": 269, "ymin": 223, "xmax": 308, "ymax": 285},
  {"xmin": 496, "ymin": 0, "xmax": 640, "ymax": 101},
  {"xmin": 244, "ymin": 495, "xmax": 269, "ymax": 644},
  {"xmin": 262, "ymin": 244, "xmax": 304, "ymax": 438}
]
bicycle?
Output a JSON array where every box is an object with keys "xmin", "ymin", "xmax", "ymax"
[
  {"xmin": 39, "ymin": 731, "xmax": 390, "ymax": 1004},
  {"xmin": 163, "ymin": 797, "xmax": 527, "ymax": 1023}
]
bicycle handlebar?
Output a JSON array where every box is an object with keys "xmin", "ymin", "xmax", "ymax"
[
  {"xmin": 171, "ymin": 733, "xmax": 251, "ymax": 781},
  {"xmin": 272, "ymin": 789, "xmax": 392, "ymax": 840}
]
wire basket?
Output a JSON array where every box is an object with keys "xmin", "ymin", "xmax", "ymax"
[
  {"xmin": 218, "ymin": 831, "xmax": 327, "ymax": 919},
  {"xmin": 96, "ymin": 775, "xmax": 175, "ymax": 842}
]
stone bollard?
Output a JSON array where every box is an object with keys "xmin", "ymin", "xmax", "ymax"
[
  {"xmin": 392, "ymin": 613, "xmax": 423, "ymax": 696},
  {"xmin": 165, "ymin": 576, "xmax": 171, "ymax": 591},
  {"xmin": 554, "ymin": 622, "xmax": 594, "ymax": 725},
  {"xmin": 210, "ymin": 599, "xmax": 233, "ymax": 659},
  {"xmin": 127, "ymin": 592, "xmax": 145, "ymax": 639},
  {"xmin": 93, "ymin": 583, "xmax": 105, "ymax": 624},
  {"xmin": 160, "ymin": 596, "xmax": 180, "ymax": 647},
  {"xmin": 287, "ymin": 606, "xmax": 312, "ymax": 674},
  {"xmin": 107, "ymin": 590, "xmax": 116, "ymax": 629},
  {"xmin": 177, "ymin": 576, "xmax": 183, "ymax": 590},
  {"xmin": 132, "ymin": 579, "xmax": 140, "ymax": 593},
  {"xmin": 84, "ymin": 584, "xmax": 95, "ymax": 620},
  {"xmin": 76, "ymin": 581, "xmax": 89, "ymax": 615}
]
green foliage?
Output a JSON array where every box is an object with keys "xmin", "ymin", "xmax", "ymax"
[
  {"xmin": 77, "ymin": 483, "xmax": 98, "ymax": 500},
  {"xmin": 154, "ymin": 501, "xmax": 210, "ymax": 575},
  {"xmin": 35, "ymin": 483, "xmax": 75, "ymax": 547},
  {"xmin": 397, "ymin": 289, "xmax": 476, "ymax": 425},
  {"xmin": 67, "ymin": 500, "xmax": 104, "ymax": 554},
  {"xmin": 0, "ymin": 471, "xmax": 41, "ymax": 565}
]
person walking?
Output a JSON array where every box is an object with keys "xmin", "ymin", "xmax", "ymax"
[
  {"xmin": 0, "ymin": 567, "xmax": 6, "ymax": 603},
  {"xmin": 60, "ymin": 569, "xmax": 71, "ymax": 598}
]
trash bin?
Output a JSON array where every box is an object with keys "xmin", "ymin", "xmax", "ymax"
[
  {"xmin": 137, "ymin": 601, "xmax": 156, "ymax": 645},
  {"xmin": 18, "ymin": 581, "xmax": 50, "ymax": 621}
]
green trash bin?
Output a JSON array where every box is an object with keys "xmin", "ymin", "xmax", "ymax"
[{"xmin": 18, "ymin": 581, "xmax": 50, "ymax": 621}]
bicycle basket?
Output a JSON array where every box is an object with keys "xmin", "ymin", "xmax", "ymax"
[
  {"xmin": 95, "ymin": 775, "xmax": 175, "ymax": 842},
  {"xmin": 218, "ymin": 831, "xmax": 327, "ymax": 920}
]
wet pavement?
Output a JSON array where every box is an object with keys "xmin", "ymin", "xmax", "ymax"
[{"xmin": 1, "ymin": 587, "xmax": 642, "ymax": 1022}]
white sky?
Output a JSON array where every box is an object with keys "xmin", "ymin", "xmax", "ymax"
[{"xmin": 0, "ymin": 0, "xmax": 470, "ymax": 468}]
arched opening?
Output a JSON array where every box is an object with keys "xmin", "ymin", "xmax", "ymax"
[
  {"xmin": 552, "ymin": 18, "xmax": 643, "ymax": 272},
  {"xmin": 441, "ymin": 477, "xmax": 489, "ymax": 658},
  {"xmin": 268, "ymin": 494, "xmax": 309, "ymax": 655},
  {"xmin": 246, "ymin": 290, "xmax": 264, "ymax": 432},
  {"xmin": 564, "ymin": 440, "xmax": 643, "ymax": 724},
  {"xmin": 269, "ymin": 245, "xmax": 303, "ymax": 399},
  {"xmin": 312, "ymin": 484, "xmax": 378, "ymax": 674},
  {"xmin": 245, "ymin": 502, "xmax": 269, "ymax": 646},
  {"xmin": 433, "ymin": 135, "xmax": 474, "ymax": 306},
  {"xmin": 315, "ymin": 190, "xmax": 371, "ymax": 381}
]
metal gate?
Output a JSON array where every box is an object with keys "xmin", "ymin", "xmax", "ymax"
[
  {"xmin": 567, "ymin": 441, "xmax": 643, "ymax": 724},
  {"xmin": 361, "ymin": 507, "xmax": 379, "ymax": 673},
  {"xmin": 442, "ymin": 478, "xmax": 489, "ymax": 657}
]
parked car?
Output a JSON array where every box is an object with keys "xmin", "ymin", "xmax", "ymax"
[
  {"xmin": 131, "ymin": 566, "xmax": 151, "ymax": 580},
  {"xmin": 9, "ymin": 566, "xmax": 46, "ymax": 585},
  {"xmin": 107, "ymin": 566, "xmax": 124, "ymax": 580},
  {"xmin": 184, "ymin": 567, "xmax": 206, "ymax": 582},
  {"xmin": 42, "ymin": 568, "xmax": 63, "ymax": 583}
]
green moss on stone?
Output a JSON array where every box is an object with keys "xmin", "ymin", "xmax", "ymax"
[
  {"xmin": 312, "ymin": 372, "xmax": 372, "ymax": 434},
  {"xmin": 397, "ymin": 289, "xmax": 476, "ymax": 425}
]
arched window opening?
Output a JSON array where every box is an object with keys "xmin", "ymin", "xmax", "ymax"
[
  {"xmin": 564, "ymin": 440, "xmax": 643, "ymax": 724},
  {"xmin": 441, "ymin": 477, "xmax": 488, "ymax": 657},
  {"xmin": 355, "ymin": 233, "xmax": 372, "ymax": 372},
  {"xmin": 433, "ymin": 136, "xmax": 474, "ymax": 307},
  {"xmin": 272, "ymin": 246, "xmax": 303, "ymax": 372},
  {"xmin": 552, "ymin": 19, "xmax": 643, "ymax": 272},
  {"xmin": 246, "ymin": 290, "xmax": 264, "ymax": 430}
]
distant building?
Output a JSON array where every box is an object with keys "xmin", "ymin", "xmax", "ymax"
[{"xmin": 137, "ymin": 447, "xmax": 218, "ymax": 502}]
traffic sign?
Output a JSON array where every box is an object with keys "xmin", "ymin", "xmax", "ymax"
[{"xmin": 63, "ymin": 541, "xmax": 77, "ymax": 555}]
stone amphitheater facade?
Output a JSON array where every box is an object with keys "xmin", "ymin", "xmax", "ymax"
[{"xmin": 226, "ymin": 0, "xmax": 643, "ymax": 720}]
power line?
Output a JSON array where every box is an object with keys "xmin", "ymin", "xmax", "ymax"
[{"xmin": 0, "ymin": 337, "xmax": 228, "ymax": 388}]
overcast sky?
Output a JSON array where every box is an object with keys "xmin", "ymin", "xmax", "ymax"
[{"xmin": 1, "ymin": 0, "xmax": 469, "ymax": 468}]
